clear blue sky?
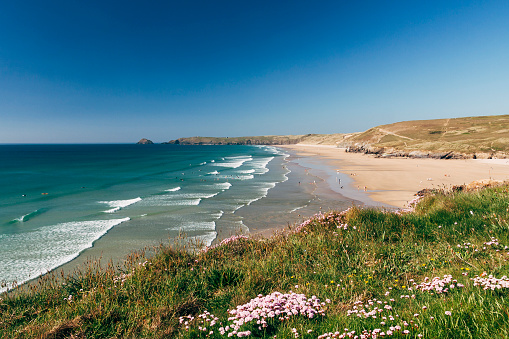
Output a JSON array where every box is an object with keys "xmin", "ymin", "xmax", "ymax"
[{"xmin": 1, "ymin": 1, "xmax": 508, "ymax": 143}]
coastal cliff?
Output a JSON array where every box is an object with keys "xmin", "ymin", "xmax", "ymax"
[
  {"xmin": 163, "ymin": 135, "xmax": 307, "ymax": 145},
  {"xmin": 161, "ymin": 114, "xmax": 509, "ymax": 158}
]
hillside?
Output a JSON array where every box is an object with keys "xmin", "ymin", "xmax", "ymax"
[
  {"xmin": 163, "ymin": 134, "xmax": 346, "ymax": 146},
  {"xmin": 164, "ymin": 115, "xmax": 509, "ymax": 158},
  {"xmin": 338, "ymin": 114, "xmax": 509, "ymax": 158}
]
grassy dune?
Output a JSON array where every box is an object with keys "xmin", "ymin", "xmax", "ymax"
[
  {"xmin": 340, "ymin": 115, "xmax": 509, "ymax": 156},
  {"xmin": 2, "ymin": 184, "xmax": 509, "ymax": 338}
]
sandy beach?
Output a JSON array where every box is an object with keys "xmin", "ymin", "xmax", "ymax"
[{"xmin": 280, "ymin": 144, "xmax": 509, "ymax": 209}]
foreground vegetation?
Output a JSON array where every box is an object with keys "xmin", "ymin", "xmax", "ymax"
[{"xmin": 2, "ymin": 185, "xmax": 509, "ymax": 338}]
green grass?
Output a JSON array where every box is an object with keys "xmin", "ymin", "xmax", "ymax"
[{"xmin": 2, "ymin": 185, "xmax": 509, "ymax": 338}]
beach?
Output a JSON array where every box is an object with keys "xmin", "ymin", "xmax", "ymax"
[
  {"xmin": 279, "ymin": 144, "xmax": 509, "ymax": 208},
  {"xmin": 5, "ymin": 143, "xmax": 508, "ymax": 294}
]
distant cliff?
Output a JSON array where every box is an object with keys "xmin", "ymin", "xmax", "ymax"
[
  {"xmin": 164, "ymin": 135, "xmax": 308, "ymax": 145},
  {"xmin": 137, "ymin": 138, "xmax": 154, "ymax": 144},
  {"xmin": 161, "ymin": 114, "xmax": 509, "ymax": 158}
]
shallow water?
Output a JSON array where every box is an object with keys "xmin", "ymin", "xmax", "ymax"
[{"xmin": 0, "ymin": 144, "xmax": 292, "ymax": 292}]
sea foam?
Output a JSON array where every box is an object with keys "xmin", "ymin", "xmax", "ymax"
[
  {"xmin": 100, "ymin": 197, "xmax": 142, "ymax": 213},
  {"xmin": 0, "ymin": 217, "xmax": 130, "ymax": 293},
  {"xmin": 213, "ymin": 182, "xmax": 232, "ymax": 190},
  {"xmin": 212, "ymin": 156, "xmax": 252, "ymax": 169},
  {"xmin": 165, "ymin": 187, "xmax": 181, "ymax": 192}
]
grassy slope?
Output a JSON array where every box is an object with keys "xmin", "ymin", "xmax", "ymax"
[
  {"xmin": 2, "ymin": 185, "xmax": 509, "ymax": 338},
  {"xmin": 169, "ymin": 114, "xmax": 509, "ymax": 155},
  {"xmin": 340, "ymin": 114, "xmax": 509, "ymax": 155}
]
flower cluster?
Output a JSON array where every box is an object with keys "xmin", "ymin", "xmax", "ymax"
[
  {"xmin": 318, "ymin": 326, "xmax": 419, "ymax": 339},
  {"xmin": 483, "ymin": 237, "xmax": 499, "ymax": 247},
  {"xmin": 179, "ymin": 311, "xmax": 219, "ymax": 336},
  {"xmin": 397, "ymin": 195, "xmax": 424, "ymax": 214},
  {"xmin": 202, "ymin": 235, "xmax": 249, "ymax": 252},
  {"xmin": 456, "ymin": 242, "xmax": 475, "ymax": 250},
  {"xmin": 455, "ymin": 237, "xmax": 508, "ymax": 253},
  {"xmin": 327, "ymin": 296, "xmax": 422, "ymax": 338},
  {"xmin": 412, "ymin": 275, "xmax": 464, "ymax": 294},
  {"xmin": 472, "ymin": 272, "xmax": 509, "ymax": 290},
  {"xmin": 180, "ymin": 292, "xmax": 327, "ymax": 337},
  {"xmin": 224, "ymin": 291, "xmax": 326, "ymax": 336},
  {"xmin": 294, "ymin": 208, "xmax": 352, "ymax": 233},
  {"xmin": 113, "ymin": 272, "xmax": 131, "ymax": 286}
]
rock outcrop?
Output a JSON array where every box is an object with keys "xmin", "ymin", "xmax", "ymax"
[{"xmin": 137, "ymin": 138, "xmax": 154, "ymax": 145}]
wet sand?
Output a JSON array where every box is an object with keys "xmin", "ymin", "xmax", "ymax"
[{"xmin": 237, "ymin": 150, "xmax": 370, "ymax": 238}]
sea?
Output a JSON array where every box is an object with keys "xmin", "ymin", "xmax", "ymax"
[{"xmin": 0, "ymin": 144, "xmax": 292, "ymax": 293}]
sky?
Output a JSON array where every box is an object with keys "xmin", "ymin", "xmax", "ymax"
[{"xmin": 1, "ymin": 0, "xmax": 508, "ymax": 143}]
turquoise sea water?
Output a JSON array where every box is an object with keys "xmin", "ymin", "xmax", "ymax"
[{"xmin": 0, "ymin": 144, "xmax": 289, "ymax": 293}]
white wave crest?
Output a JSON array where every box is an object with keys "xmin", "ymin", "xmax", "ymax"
[
  {"xmin": 210, "ymin": 210, "xmax": 224, "ymax": 219},
  {"xmin": 171, "ymin": 192, "xmax": 219, "ymax": 199},
  {"xmin": 153, "ymin": 198, "xmax": 202, "ymax": 206},
  {"xmin": 233, "ymin": 174, "xmax": 254, "ymax": 180},
  {"xmin": 213, "ymin": 182, "xmax": 232, "ymax": 190},
  {"xmin": 165, "ymin": 187, "xmax": 181, "ymax": 192},
  {"xmin": 250, "ymin": 157, "xmax": 274, "ymax": 174},
  {"xmin": 100, "ymin": 197, "xmax": 142, "ymax": 213},
  {"xmin": 0, "ymin": 217, "xmax": 130, "ymax": 293},
  {"xmin": 212, "ymin": 156, "xmax": 252, "ymax": 169}
]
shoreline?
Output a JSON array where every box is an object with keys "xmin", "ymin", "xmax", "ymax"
[
  {"xmin": 279, "ymin": 144, "xmax": 509, "ymax": 208},
  {"xmin": 9, "ymin": 143, "xmax": 508, "ymax": 295},
  {"xmin": 9, "ymin": 147, "xmax": 365, "ymax": 295},
  {"xmin": 237, "ymin": 150, "xmax": 365, "ymax": 238}
]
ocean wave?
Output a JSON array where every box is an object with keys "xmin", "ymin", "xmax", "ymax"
[
  {"xmin": 232, "ymin": 174, "xmax": 254, "ymax": 180},
  {"xmin": 213, "ymin": 182, "xmax": 232, "ymax": 190},
  {"xmin": 0, "ymin": 217, "xmax": 130, "ymax": 294},
  {"xmin": 212, "ymin": 156, "xmax": 252, "ymax": 169},
  {"xmin": 10, "ymin": 208, "xmax": 48, "ymax": 224},
  {"xmin": 208, "ymin": 170, "xmax": 220, "ymax": 175},
  {"xmin": 99, "ymin": 197, "xmax": 142, "ymax": 213},
  {"xmin": 168, "ymin": 221, "xmax": 216, "ymax": 232},
  {"xmin": 210, "ymin": 210, "xmax": 224, "ymax": 219},
  {"xmin": 250, "ymin": 156, "xmax": 274, "ymax": 174},
  {"xmin": 165, "ymin": 187, "xmax": 181, "ymax": 192},
  {"xmin": 238, "ymin": 169, "xmax": 255, "ymax": 174},
  {"xmin": 262, "ymin": 145, "xmax": 290, "ymax": 157},
  {"xmin": 289, "ymin": 205, "xmax": 306, "ymax": 213},
  {"xmin": 141, "ymin": 191, "xmax": 221, "ymax": 207},
  {"xmin": 171, "ymin": 192, "xmax": 219, "ymax": 199},
  {"xmin": 151, "ymin": 198, "xmax": 202, "ymax": 206}
]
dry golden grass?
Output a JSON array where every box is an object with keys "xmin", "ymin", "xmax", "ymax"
[{"xmin": 167, "ymin": 114, "xmax": 509, "ymax": 156}]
